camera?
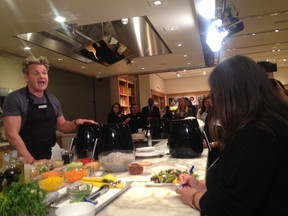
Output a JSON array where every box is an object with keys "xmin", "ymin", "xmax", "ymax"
[{"xmin": 257, "ymin": 61, "xmax": 277, "ymax": 72}]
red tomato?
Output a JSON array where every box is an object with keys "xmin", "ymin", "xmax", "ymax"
[{"xmin": 75, "ymin": 158, "xmax": 94, "ymax": 165}]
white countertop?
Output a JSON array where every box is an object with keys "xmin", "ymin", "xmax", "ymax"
[{"xmin": 97, "ymin": 139, "xmax": 208, "ymax": 216}]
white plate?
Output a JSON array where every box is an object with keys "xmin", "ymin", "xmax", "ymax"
[
  {"xmin": 136, "ymin": 147, "xmax": 156, "ymax": 152},
  {"xmin": 135, "ymin": 150, "xmax": 164, "ymax": 158}
]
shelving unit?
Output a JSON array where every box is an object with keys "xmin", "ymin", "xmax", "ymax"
[{"xmin": 117, "ymin": 76, "xmax": 137, "ymax": 114}]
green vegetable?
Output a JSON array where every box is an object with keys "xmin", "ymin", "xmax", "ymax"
[
  {"xmin": 0, "ymin": 181, "xmax": 47, "ymax": 216},
  {"xmin": 150, "ymin": 168, "xmax": 198, "ymax": 183}
]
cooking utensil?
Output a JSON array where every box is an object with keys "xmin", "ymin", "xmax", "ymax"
[{"xmin": 83, "ymin": 184, "xmax": 109, "ymax": 204}]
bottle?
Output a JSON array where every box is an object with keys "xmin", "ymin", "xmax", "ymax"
[
  {"xmin": 147, "ymin": 130, "xmax": 152, "ymax": 147},
  {"xmin": 10, "ymin": 150, "xmax": 24, "ymax": 183},
  {"xmin": 1, "ymin": 152, "xmax": 11, "ymax": 172}
]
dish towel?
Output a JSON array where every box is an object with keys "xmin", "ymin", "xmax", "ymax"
[{"xmin": 50, "ymin": 143, "xmax": 65, "ymax": 161}]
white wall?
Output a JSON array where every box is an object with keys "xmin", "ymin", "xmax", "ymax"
[
  {"xmin": 149, "ymin": 74, "xmax": 166, "ymax": 93},
  {"xmin": 164, "ymin": 75, "xmax": 210, "ymax": 94},
  {"xmin": 0, "ymin": 56, "xmax": 26, "ymax": 92}
]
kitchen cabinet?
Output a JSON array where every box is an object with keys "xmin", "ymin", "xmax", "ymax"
[{"xmin": 117, "ymin": 77, "xmax": 137, "ymax": 115}]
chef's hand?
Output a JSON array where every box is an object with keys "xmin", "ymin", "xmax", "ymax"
[{"xmin": 74, "ymin": 119, "xmax": 97, "ymax": 126}]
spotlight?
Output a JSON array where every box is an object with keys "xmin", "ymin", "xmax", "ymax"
[
  {"xmin": 206, "ymin": 6, "xmax": 244, "ymax": 52},
  {"xmin": 121, "ymin": 18, "xmax": 129, "ymax": 25}
]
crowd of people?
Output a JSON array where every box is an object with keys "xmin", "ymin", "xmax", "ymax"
[{"xmin": 2, "ymin": 54, "xmax": 288, "ymax": 215}]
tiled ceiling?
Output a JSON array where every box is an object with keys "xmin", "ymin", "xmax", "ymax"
[{"xmin": 0, "ymin": 0, "xmax": 287, "ymax": 80}]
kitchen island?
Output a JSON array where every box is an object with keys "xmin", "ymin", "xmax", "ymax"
[{"xmin": 97, "ymin": 139, "xmax": 208, "ymax": 216}]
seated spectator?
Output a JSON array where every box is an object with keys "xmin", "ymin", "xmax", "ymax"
[
  {"xmin": 162, "ymin": 106, "xmax": 173, "ymax": 120},
  {"xmin": 125, "ymin": 103, "xmax": 145, "ymax": 134},
  {"xmin": 185, "ymin": 97, "xmax": 197, "ymax": 117},
  {"xmin": 174, "ymin": 97, "xmax": 193, "ymax": 119},
  {"xmin": 197, "ymin": 96, "xmax": 211, "ymax": 122},
  {"xmin": 107, "ymin": 102, "xmax": 126, "ymax": 123}
]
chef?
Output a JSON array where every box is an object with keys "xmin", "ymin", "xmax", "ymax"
[{"xmin": 2, "ymin": 56, "xmax": 96, "ymax": 164}]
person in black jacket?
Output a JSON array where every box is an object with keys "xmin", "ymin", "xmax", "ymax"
[
  {"xmin": 176, "ymin": 55, "xmax": 288, "ymax": 216},
  {"xmin": 107, "ymin": 102, "xmax": 126, "ymax": 123},
  {"xmin": 141, "ymin": 98, "xmax": 160, "ymax": 127},
  {"xmin": 125, "ymin": 103, "xmax": 145, "ymax": 134}
]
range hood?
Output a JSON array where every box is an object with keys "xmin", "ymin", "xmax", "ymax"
[{"xmin": 16, "ymin": 16, "xmax": 171, "ymax": 67}]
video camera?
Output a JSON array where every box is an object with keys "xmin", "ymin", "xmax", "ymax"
[{"xmin": 257, "ymin": 61, "xmax": 277, "ymax": 72}]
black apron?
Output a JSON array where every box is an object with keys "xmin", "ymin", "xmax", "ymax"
[{"xmin": 19, "ymin": 86, "xmax": 57, "ymax": 159}]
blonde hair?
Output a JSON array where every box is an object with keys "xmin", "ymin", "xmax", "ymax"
[{"xmin": 22, "ymin": 56, "xmax": 50, "ymax": 73}]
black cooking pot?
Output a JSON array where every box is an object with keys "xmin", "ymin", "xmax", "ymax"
[
  {"xmin": 73, "ymin": 123, "xmax": 102, "ymax": 158},
  {"xmin": 95, "ymin": 123, "xmax": 134, "ymax": 159},
  {"xmin": 168, "ymin": 118, "xmax": 203, "ymax": 158},
  {"xmin": 150, "ymin": 118, "xmax": 170, "ymax": 139}
]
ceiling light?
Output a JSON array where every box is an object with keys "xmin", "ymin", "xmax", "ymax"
[
  {"xmin": 206, "ymin": 6, "xmax": 244, "ymax": 52},
  {"xmin": 121, "ymin": 18, "xmax": 129, "ymax": 25},
  {"xmin": 275, "ymin": 29, "xmax": 279, "ymax": 32},
  {"xmin": 24, "ymin": 46, "xmax": 31, "ymax": 51},
  {"xmin": 54, "ymin": 16, "xmax": 66, "ymax": 23},
  {"xmin": 176, "ymin": 72, "xmax": 181, "ymax": 77},
  {"xmin": 183, "ymin": 54, "xmax": 187, "ymax": 57},
  {"xmin": 176, "ymin": 43, "xmax": 183, "ymax": 47},
  {"xmin": 195, "ymin": 0, "xmax": 215, "ymax": 19},
  {"xmin": 163, "ymin": 25, "xmax": 178, "ymax": 32},
  {"xmin": 147, "ymin": 0, "xmax": 167, "ymax": 7},
  {"xmin": 80, "ymin": 66, "xmax": 86, "ymax": 69},
  {"xmin": 206, "ymin": 19, "xmax": 228, "ymax": 52}
]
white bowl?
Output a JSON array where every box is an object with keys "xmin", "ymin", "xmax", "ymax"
[
  {"xmin": 98, "ymin": 150, "xmax": 135, "ymax": 172},
  {"xmin": 131, "ymin": 133, "xmax": 146, "ymax": 142},
  {"xmin": 55, "ymin": 202, "xmax": 96, "ymax": 216}
]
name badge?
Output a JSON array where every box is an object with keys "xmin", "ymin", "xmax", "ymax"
[{"xmin": 38, "ymin": 104, "xmax": 47, "ymax": 109}]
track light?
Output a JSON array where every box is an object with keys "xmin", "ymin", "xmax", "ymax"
[{"xmin": 206, "ymin": 6, "xmax": 244, "ymax": 52}]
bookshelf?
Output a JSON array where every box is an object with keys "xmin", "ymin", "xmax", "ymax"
[{"xmin": 117, "ymin": 76, "xmax": 137, "ymax": 114}]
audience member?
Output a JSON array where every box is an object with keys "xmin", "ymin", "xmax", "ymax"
[
  {"xmin": 196, "ymin": 96, "xmax": 210, "ymax": 122},
  {"xmin": 141, "ymin": 97, "xmax": 160, "ymax": 127},
  {"xmin": 176, "ymin": 55, "xmax": 288, "ymax": 215},
  {"xmin": 174, "ymin": 97, "xmax": 193, "ymax": 119},
  {"xmin": 107, "ymin": 102, "xmax": 126, "ymax": 123},
  {"xmin": 162, "ymin": 106, "xmax": 173, "ymax": 120},
  {"xmin": 125, "ymin": 103, "xmax": 145, "ymax": 134},
  {"xmin": 185, "ymin": 97, "xmax": 197, "ymax": 117}
]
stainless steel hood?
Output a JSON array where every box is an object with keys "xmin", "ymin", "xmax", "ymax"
[{"xmin": 16, "ymin": 16, "xmax": 171, "ymax": 67}]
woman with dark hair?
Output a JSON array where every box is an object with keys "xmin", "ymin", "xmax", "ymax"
[
  {"xmin": 107, "ymin": 102, "xmax": 126, "ymax": 123},
  {"xmin": 196, "ymin": 96, "xmax": 210, "ymax": 122},
  {"xmin": 176, "ymin": 55, "xmax": 288, "ymax": 215}
]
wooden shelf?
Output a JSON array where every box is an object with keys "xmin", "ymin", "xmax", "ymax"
[{"xmin": 117, "ymin": 76, "xmax": 137, "ymax": 115}]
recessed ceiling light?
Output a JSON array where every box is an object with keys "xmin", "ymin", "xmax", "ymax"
[
  {"xmin": 54, "ymin": 16, "xmax": 66, "ymax": 23},
  {"xmin": 176, "ymin": 43, "xmax": 183, "ymax": 47},
  {"xmin": 187, "ymin": 62, "xmax": 191, "ymax": 65},
  {"xmin": 183, "ymin": 55, "xmax": 187, "ymax": 57},
  {"xmin": 275, "ymin": 29, "xmax": 279, "ymax": 32},
  {"xmin": 141, "ymin": 67, "xmax": 145, "ymax": 70},
  {"xmin": 176, "ymin": 72, "xmax": 181, "ymax": 77},
  {"xmin": 121, "ymin": 18, "xmax": 129, "ymax": 25},
  {"xmin": 147, "ymin": 0, "xmax": 167, "ymax": 7},
  {"xmin": 57, "ymin": 58, "xmax": 63, "ymax": 61},
  {"xmin": 24, "ymin": 46, "xmax": 31, "ymax": 51},
  {"xmin": 80, "ymin": 66, "xmax": 86, "ymax": 69},
  {"xmin": 163, "ymin": 25, "xmax": 178, "ymax": 32},
  {"xmin": 252, "ymin": 33, "xmax": 256, "ymax": 36}
]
